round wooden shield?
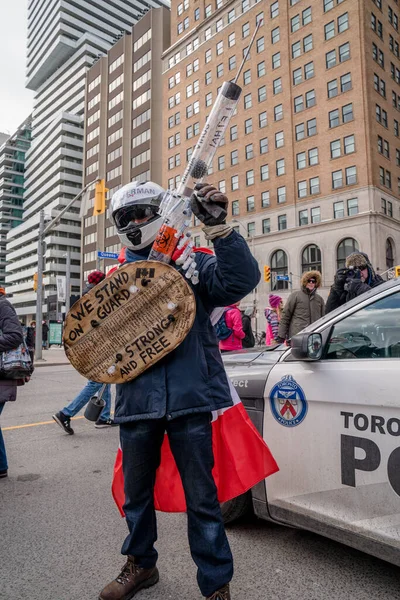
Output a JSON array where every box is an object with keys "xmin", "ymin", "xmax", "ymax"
[{"xmin": 63, "ymin": 261, "xmax": 196, "ymax": 384}]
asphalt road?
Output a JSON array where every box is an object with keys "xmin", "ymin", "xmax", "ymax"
[{"xmin": 1, "ymin": 365, "xmax": 400, "ymax": 600}]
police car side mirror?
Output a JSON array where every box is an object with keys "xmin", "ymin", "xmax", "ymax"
[{"xmin": 291, "ymin": 332, "xmax": 323, "ymax": 361}]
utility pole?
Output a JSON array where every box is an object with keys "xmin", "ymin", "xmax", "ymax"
[
  {"xmin": 65, "ymin": 249, "xmax": 71, "ymax": 314},
  {"xmin": 35, "ymin": 210, "xmax": 45, "ymax": 360},
  {"xmin": 34, "ymin": 181, "xmax": 94, "ymax": 362}
]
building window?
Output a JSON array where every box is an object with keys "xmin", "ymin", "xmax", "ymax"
[
  {"xmin": 275, "ymin": 131, "xmax": 284, "ymax": 148},
  {"xmin": 229, "ymin": 56, "xmax": 236, "ymax": 70},
  {"xmin": 271, "ymin": 27, "xmax": 280, "ymax": 44},
  {"xmin": 257, "ymin": 61, "xmax": 266, "ymax": 77},
  {"xmin": 334, "ymin": 201, "xmax": 345, "ymax": 219},
  {"xmin": 277, "ymin": 186, "xmax": 286, "ymax": 203},
  {"xmin": 244, "ymin": 93, "xmax": 252, "ymax": 109},
  {"xmin": 218, "ymin": 155, "xmax": 225, "ymax": 170},
  {"xmin": 331, "ymin": 139, "xmax": 341, "ymax": 158},
  {"xmin": 270, "ymin": 1, "xmax": 279, "ymax": 19},
  {"xmin": 342, "ymin": 103, "xmax": 353, "ymax": 122},
  {"xmin": 341, "ymin": 72, "xmax": 352, "ymax": 92},
  {"xmin": 293, "ymin": 67, "xmax": 302, "ymax": 85},
  {"xmin": 302, "ymin": 244, "xmax": 322, "ymax": 272},
  {"xmin": 246, "ymin": 143, "xmax": 254, "ymax": 159},
  {"xmin": 329, "ymin": 109, "xmax": 340, "ymax": 128},
  {"xmin": 246, "ymin": 195, "xmax": 255, "ymax": 211},
  {"xmin": 260, "ymin": 164, "xmax": 269, "ymax": 180},
  {"xmin": 274, "ymin": 104, "xmax": 283, "ymax": 121},
  {"xmin": 272, "ymin": 52, "xmax": 281, "ymax": 69},
  {"xmin": 386, "ymin": 239, "xmax": 395, "ymax": 268},
  {"xmin": 307, "ymin": 118, "xmax": 317, "ymax": 136},
  {"xmin": 257, "ymin": 37, "xmax": 265, "ymax": 53},
  {"xmin": 246, "ymin": 170, "xmax": 254, "ymax": 185},
  {"xmin": 332, "ymin": 169, "xmax": 343, "ymax": 189},
  {"xmin": 242, "ymin": 22, "xmax": 250, "ymax": 38},
  {"xmin": 310, "ymin": 177, "xmax": 320, "ymax": 194},
  {"xmin": 271, "ymin": 250, "xmax": 288, "ymax": 290},
  {"xmin": 278, "ymin": 215, "xmax": 287, "ymax": 231},
  {"xmin": 259, "ymin": 138, "xmax": 268, "ymax": 154},
  {"xmin": 232, "ymin": 200, "xmax": 239, "ymax": 215},
  {"xmin": 297, "ymin": 151, "xmax": 306, "ymax": 169},
  {"xmin": 228, "ymin": 32, "xmax": 235, "ymax": 47},
  {"xmin": 345, "ymin": 166, "xmax": 357, "ymax": 185},
  {"xmin": 230, "ymin": 125, "xmax": 238, "ymax": 141},
  {"xmin": 338, "ymin": 12, "xmax": 349, "ymax": 33},
  {"xmin": 311, "ymin": 207, "xmax": 321, "ymax": 223},
  {"xmin": 273, "ymin": 78, "xmax": 282, "ymax": 94},
  {"xmin": 304, "ymin": 61, "xmax": 314, "ymax": 80},
  {"xmin": 298, "ymin": 180, "xmax": 307, "ymax": 198},
  {"xmin": 261, "ymin": 191, "xmax": 270, "ymax": 207},
  {"xmin": 344, "ymin": 134, "xmax": 355, "ymax": 154},
  {"xmin": 299, "ymin": 209, "xmax": 308, "ymax": 226},
  {"xmin": 326, "ymin": 49, "xmax": 337, "ymax": 69},
  {"xmin": 205, "ymin": 92, "xmax": 213, "ymax": 107},
  {"xmin": 325, "ymin": 21, "xmax": 335, "ymax": 40},
  {"xmin": 306, "ymin": 89, "xmax": 316, "ymax": 108},
  {"xmin": 243, "ymin": 69, "xmax": 251, "ymax": 85},
  {"xmin": 231, "ymin": 175, "xmax": 239, "ymax": 190},
  {"xmin": 347, "ymin": 198, "xmax": 358, "ymax": 215},
  {"xmin": 295, "ymin": 123, "xmax": 305, "ymax": 141},
  {"xmin": 231, "ymin": 149, "xmax": 239, "ymax": 165},
  {"xmin": 327, "ymin": 79, "xmax": 338, "ymax": 98},
  {"xmin": 303, "ymin": 34, "xmax": 313, "ymax": 52},
  {"xmin": 294, "ymin": 95, "xmax": 304, "ymax": 113},
  {"xmin": 339, "ymin": 42, "xmax": 350, "ymax": 62},
  {"xmin": 337, "ymin": 238, "xmax": 359, "ymax": 269},
  {"xmin": 309, "ymin": 147, "xmax": 318, "ymax": 165},
  {"xmin": 292, "ymin": 41, "xmax": 301, "ymax": 59},
  {"xmin": 247, "ymin": 222, "xmax": 256, "ymax": 237},
  {"xmin": 262, "ymin": 218, "xmax": 271, "ymax": 234},
  {"xmin": 276, "ymin": 159, "xmax": 285, "ymax": 176},
  {"xmin": 245, "ymin": 118, "xmax": 253, "ymax": 134},
  {"xmin": 258, "ymin": 85, "xmax": 267, "ymax": 102}
]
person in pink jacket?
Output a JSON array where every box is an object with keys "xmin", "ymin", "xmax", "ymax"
[{"xmin": 219, "ymin": 302, "xmax": 246, "ymax": 352}]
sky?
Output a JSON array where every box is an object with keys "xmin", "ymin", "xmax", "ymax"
[{"xmin": 0, "ymin": 0, "xmax": 34, "ymax": 134}]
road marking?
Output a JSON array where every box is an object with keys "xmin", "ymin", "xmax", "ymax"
[{"xmin": 3, "ymin": 416, "xmax": 85, "ymax": 431}]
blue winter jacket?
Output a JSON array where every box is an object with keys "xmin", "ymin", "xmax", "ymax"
[{"xmin": 114, "ymin": 230, "xmax": 260, "ymax": 423}]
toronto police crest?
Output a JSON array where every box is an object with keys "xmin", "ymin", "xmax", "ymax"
[{"xmin": 269, "ymin": 375, "xmax": 308, "ymax": 427}]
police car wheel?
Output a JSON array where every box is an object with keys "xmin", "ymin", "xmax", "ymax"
[{"xmin": 221, "ymin": 491, "xmax": 252, "ymax": 524}]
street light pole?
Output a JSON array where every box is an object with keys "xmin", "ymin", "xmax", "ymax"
[
  {"xmin": 65, "ymin": 249, "xmax": 71, "ymax": 315},
  {"xmin": 35, "ymin": 210, "xmax": 45, "ymax": 360},
  {"xmin": 34, "ymin": 181, "xmax": 94, "ymax": 362}
]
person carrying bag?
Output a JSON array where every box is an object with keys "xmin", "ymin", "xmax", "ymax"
[{"xmin": 0, "ymin": 287, "xmax": 30, "ymax": 479}]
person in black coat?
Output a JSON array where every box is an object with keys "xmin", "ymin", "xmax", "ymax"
[
  {"xmin": 0, "ymin": 288, "xmax": 24, "ymax": 478},
  {"xmin": 241, "ymin": 306, "xmax": 255, "ymax": 348},
  {"xmin": 326, "ymin": 252, "xmax": 384, "ymax": 313}
]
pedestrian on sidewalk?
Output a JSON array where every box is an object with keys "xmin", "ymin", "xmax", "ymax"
[
  {"xmin": 264, "ymin": 294, "xmax": 283, "ymax": 346},
  {"xmin": 0, "ymin": 286, "xmax": 25, "ymax": 479},
  {"xmin": 26, "ymin": 321, "xmax": 36, "ymax": 364},
  {"xmin": 218, "ymin": 302, "xmax": 246, "ymax": 353},
  {"xmin": 52, "ymin": 271, "xmax": 113, "ymax": 434}
]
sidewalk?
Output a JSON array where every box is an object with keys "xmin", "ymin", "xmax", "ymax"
[{"xmin": 34, "ymin": 347, "xmax": 71, "ymax": 367}]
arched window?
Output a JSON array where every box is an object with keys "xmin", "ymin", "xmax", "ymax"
[
  {"xmin": 302, "ymin": 244, "xmax": 322, "ymax": 273},
  {"xmin": 271, "ymin": 249, "xmax": 288, "ymax": 290},
  {"xmin": 386, "ymin": 238, "xmax": 395, "ymax": 269},
  {"xmin": 337, "ymin": 238, "xmax": 359, "ymax": 269}
]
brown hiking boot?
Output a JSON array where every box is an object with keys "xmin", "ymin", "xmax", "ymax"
[
  {"xmin": 99, "ymin": 556, "xmax": 159, "ymax": 600},
  {"xmin": 206, "ymin": 584, "xmax": 231, "ymax": 599}
]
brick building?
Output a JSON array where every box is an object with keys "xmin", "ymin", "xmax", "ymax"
[{"xmin": 163, "ymin": 0, "xmax": 400, "ymax": 310}]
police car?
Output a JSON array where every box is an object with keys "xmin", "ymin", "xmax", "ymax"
[{"xmin": 222, "ymin": 276, "xmax": 400, "ymax": 567}]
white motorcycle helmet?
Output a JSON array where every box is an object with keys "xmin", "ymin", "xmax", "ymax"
[{"xmin": 109, "ymin": 181, "xmax": 165, "ymax": 250}]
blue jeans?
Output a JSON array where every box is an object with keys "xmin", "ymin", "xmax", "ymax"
[
  {"xmin": 62, "ymin": 381, "xmax": 111, "ymax": 420},
  {"xmin": 0, "ymin": 403, "xmax": 7, "ymax": 471},
  {"xmin": 120, "ymin": 413, "xmax": 233, "ymax": 597}
]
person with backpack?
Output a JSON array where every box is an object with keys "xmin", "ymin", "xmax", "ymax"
[
  {"xmin": 218, "ymin": 302, "xmax": 246, "ymax": 353},
  {"xmin": 0, "ymin": 287, "xmax": 25, "ymax": 479},
  {"xmin": 241, "ymin": 307, "xmax": 255, "ymax": 349}
]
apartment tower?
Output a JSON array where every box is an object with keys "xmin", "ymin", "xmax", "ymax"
[
  {"xmin": 163, "ymin": 0, "xmax": 400, "ymax": 308},
  {"xmin": 81, "ymin": 7, "xmax": 170, "ymax": 281},
  {"xmin": 6, "ymin": 0, "xmax": 169, "ymax": 322}
]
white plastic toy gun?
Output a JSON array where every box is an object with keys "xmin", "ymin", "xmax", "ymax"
[{"xmin": 148, "ymin": 20, "xmax": 263, "ymax": 284}]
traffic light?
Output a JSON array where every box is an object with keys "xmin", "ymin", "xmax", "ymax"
[
  {"xmin": 264, "ymin": 265, "xmax": 271, "ymax": 283},
  {"xmin": 33, "ymin": 272, "xmax": 38, "ymax": 292},
  {"xmin": 395, "ymin": 265, "xmax": 400, "ymax": 278},
  {"xmin": 93, "ymin": 179, "xmax": 108, "ymax": 216}
]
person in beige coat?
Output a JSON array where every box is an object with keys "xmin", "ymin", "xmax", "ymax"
[{"xmin": 276, "ymin": 271, "xmax": 325, "ymax": 343}]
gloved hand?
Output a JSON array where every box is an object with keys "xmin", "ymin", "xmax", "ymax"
[
  {"xmin": 190, "ymin": 183, "xmax": 228, "ymax": 226},
  {"xmin": 346, "ymin": 267, "xmax": 361, "ymax": 280}
]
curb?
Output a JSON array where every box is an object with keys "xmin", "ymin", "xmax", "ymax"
[{"xmin": 34, "ymin": 361, "xmax": 71, "ymax": 368}]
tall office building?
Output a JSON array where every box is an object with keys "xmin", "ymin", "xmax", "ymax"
[
  {"xmin": 0, "ymin": 118, "xmax": 31, "ymax": 286},
  {"xmin": 6, "ymin": 0, "xmax": 169, "ymax": 322},
  {"xmin": 163, "ymin": 0, "xmax": 400, "ymax": 307},
  {"xmin": 81, "ymin": 7, "xmax": 170, "ymax": 281}
]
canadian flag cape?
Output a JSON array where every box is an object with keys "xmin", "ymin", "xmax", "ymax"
[{"xmin": 111, "ymin": 247, "xmax": 279, "ymax": 515}]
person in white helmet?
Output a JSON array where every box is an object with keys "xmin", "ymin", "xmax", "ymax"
[{"xmin": 99, "ymin": 180, "xmax": 260, "ymax": 600}]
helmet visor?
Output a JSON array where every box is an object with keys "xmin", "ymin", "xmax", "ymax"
[{"xmin": 114, "ymin": 204, "xmax": 159, "ymax": 230}]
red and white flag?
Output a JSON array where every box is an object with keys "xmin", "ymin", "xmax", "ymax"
[{"xmin": 112, "ymin": 379, "xmax": 278, "ymax": 515}]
